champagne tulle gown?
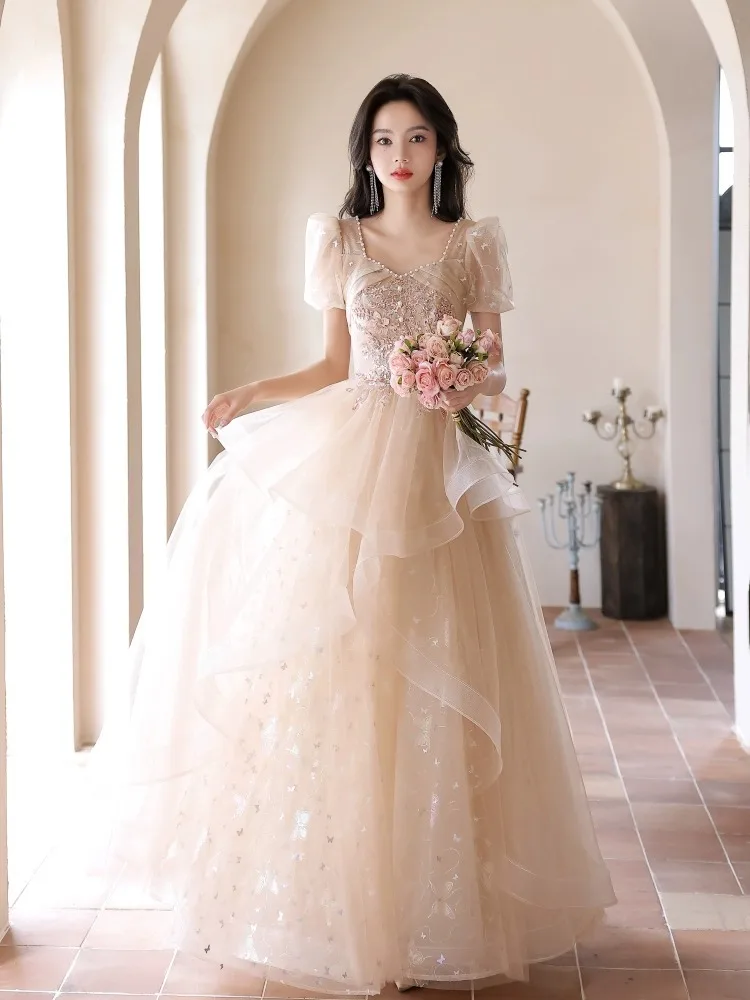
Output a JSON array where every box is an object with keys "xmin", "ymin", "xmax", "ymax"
[{"xmin": 88, "ymin": 214, "xmax": 615, "ymax": 994}]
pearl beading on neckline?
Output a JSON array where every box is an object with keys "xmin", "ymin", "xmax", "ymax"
[{"xmin": 355, "ymin": 217, "xmax": 461, "ymax": 278}]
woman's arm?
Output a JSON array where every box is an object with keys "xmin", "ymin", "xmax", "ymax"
[
  {"xmin": 440, "ymin": 312, "xmax": 506, "ymax": 413},
  {"xmin": 203, "ymin": 308, "xmax": 350, "ymax": 434}
]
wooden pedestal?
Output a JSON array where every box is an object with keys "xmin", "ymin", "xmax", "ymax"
[{"xmin": 597, "ymin": 485, "xmax": 667, "ymax": 620}]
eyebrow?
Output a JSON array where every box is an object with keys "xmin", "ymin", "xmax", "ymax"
[{"xmin": 372, "ymin": 125, "xmax": 431, "ymax": 135}]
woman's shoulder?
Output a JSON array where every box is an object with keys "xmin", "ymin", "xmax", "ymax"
[
  {"xmin": 306, "ymin": 212, "xmax": 341, "ymax": 237},
  {"xmin": 461, "ymin": 216, "xmax": 503, "ymax": 240},
  {"xmin": 306, "ymin": 213, "xmax": 362, "ymax": 244}
]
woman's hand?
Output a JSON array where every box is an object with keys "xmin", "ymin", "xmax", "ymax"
[
  {"xmin": 202, "ymin": 383, "xmax": 256, "ymax": 437},
  {"xmin": 440, "ymin": 365, "xmax": 507, "ymax": 414},
  {"xmin": 439, "ymin": 385, "xmax": 480, "ymax": 414}
]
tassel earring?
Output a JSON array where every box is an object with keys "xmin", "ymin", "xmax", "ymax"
[
  {"xmin": 367, "ymin": 165, "xmax": 379, "ymax": 215},
  {"xmin": 432, "ymin": 160, "xmax": 443, "ymax": 216}
]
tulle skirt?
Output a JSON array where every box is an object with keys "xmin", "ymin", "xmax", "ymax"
[{"xmin": 84, "ymin": 379, "xmax": 615, "ymax": 994}]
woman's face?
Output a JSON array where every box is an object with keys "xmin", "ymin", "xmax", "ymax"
[{"xmin": 369, "ymin": 100, "xmax": 440, "ymax": 205}]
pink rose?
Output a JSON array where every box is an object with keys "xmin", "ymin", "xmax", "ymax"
[
  {"xmin": 419, "ymin": 392, "xmax": 440, "ymax": 410},
  {"xmin": 418, "ymin": 334, "xmax": 431, "ymax": 349},
  {"xmin": 390, "ymin": 371, "xmax": 413, "ymax": 397},
  {"xmin": 415, "ymin": 362, "xmax": 440, "ymax": 398},
  {"xmin": 411, "ymin": 350, "xmax": 428, "ymax": 365},
  {"xmin": 450, "ymin": 351, "xmax": 464, "ymax": 366},
  {"xmin": 425, "ymin": 335, "xmax": 449, "ymax": 359},
  {"xmin": 400, "ymin": 369, "xmax": 416, "ymax": 390},
  {"xmin": 435, "ymin": 361, "xmax": 458, "ymax": 391},
  {"xmin": 457, "ymin": 328, "xmax": 476, "ymax": 348},
  {"xmin": 389, "ymin": 351, "xmax": 412, "ymax": 374},
  {"xmin": 467, "ymin": 360, "xmax": 489, "ymax": 384},
  {"xmin": 454, "ymin": 368, "xmax": 475, "ymax": 390},
  {"xmin": 436, "ymin": 315, "xmax": 462, "ymax": 339},
  {"xmin": 476, "ymin": 333, "xmax": 494, "ymax": 354}
]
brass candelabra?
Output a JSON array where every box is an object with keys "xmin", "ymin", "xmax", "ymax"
[{"xmin": 582, "ymin": 379, "xmax": 665, "ymax": 491}]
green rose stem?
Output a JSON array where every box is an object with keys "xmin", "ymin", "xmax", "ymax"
[{"xmin": 453, "ymin": 407, "xmax": 521, "ymax": 469}]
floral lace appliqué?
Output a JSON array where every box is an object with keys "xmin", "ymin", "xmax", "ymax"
[{"xmin": 347, "ymin": 274, "xmax": 454, "ymax": 408}]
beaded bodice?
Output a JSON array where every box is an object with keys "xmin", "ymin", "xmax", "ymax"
[{"xmin": 303, "ymin": 214, "xmax": 514, "ymax": 385}]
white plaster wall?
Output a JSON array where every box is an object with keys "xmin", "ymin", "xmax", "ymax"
[{"xmin": 213, "ymin": 0, "xmax": 662, "ymax": 608}]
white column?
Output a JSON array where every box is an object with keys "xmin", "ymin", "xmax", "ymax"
[{"xmin": 64, "ymin": 0, "xmax": 153, "ymax": 743}]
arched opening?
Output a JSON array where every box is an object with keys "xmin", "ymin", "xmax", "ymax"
[{"xmin": 0, "ymin": 0, "xmax": 76, "ymax": 902}]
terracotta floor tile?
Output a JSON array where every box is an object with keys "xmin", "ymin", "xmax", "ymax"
[
  {"xmin": 576, "ymin": 925, "xmax": 678, "ymax": 969},
  {"xmin": 683, "ymin": 740, "xmax": 750, "ymax": 764},
  {"xmin": 606, "ymin": 718, "xmax": 674, "ymax": 738},
  {"xmin": 589, "ymin": 802, "xmax": 644, "ymax": 861},
  {"xmin": 572, "ymin": 732, "xmax": 613, "ymax": 756},
  {"xmin": 263, "ymin": 982, "xmax": 328, "ymax": 998},
  {"xmin": 664, "ymin": 700, "xmax": 731, "ymax": 723},
  {"xmin": 60, "ymin": 949, "xmax": 173, "ymax": 993},
  {"xmin": 583, "ymin": 773, "xmax": 626, "ymax": 801},
  {"xmin": 624, "ymin": 778, "xmax": 701, "ymax": 805},
  {"xmin": 604, "ymin": 859, "xmax": 663, "ymax": 927},
  {"xmin": 541, "ymin": 949, "xmax": 577, "ymax": 968},
  {"xmin": 602, "ymin": 900, "xmax": 666, "ymax": 931},
  {"xmin": 652, "ymin": 681, "xmax": 716, "ymax": 701},
  {"xmin": 3, "ymin": 909, "xmax": 98, "ymax": 947},
  {"xmin": 709, "ymin": 807, "xmax": 750, "ymax": 863},
  {"xmin": 674, "ymin": 930, "xmax": 750, "ymax": 970},
  {"xmin": 83, "ymin": 908, "xmax": 176, "ymax": 949},
  {"xmin": 558, "ymin": 677, "xmax": 595, "ymax": 697},
  {"xmin": 692, "ymin": 759, "xmax": 750, "ymax": 783},
  {"xmin": 0, "ymin": 946, "xmax": 78, "ymax": 990},
  {"xmin": 475, "ymin": 965, "xmax": 582, "ymax": 998},
  {"xmin": 609, "ymin": 735, "xmax": 682, "ymax": 757},
  {"xmin": 640, "ymin": 659, "xmax": 700, "ymax": 683},
  {"xmin": 578, "ymin": 754, "xmax": 619, "ymax": 778},
  {"xmin": 660, "ymin": 892, "xmax": 750, "ymax": 932},
  {"xmin": 580, "ymin": 968, "xmax": 688, "ymax": 999},
  {"xmin": 651, "ymin": 860, "xmax": 743, "ymax": 895},
  {"xmin": 588, "ymin": 681, "xmax": 650, "ymax": 699},
  {"xmin": 617, "ymin": 757, "xmax": 692, "ymax": 781},
  {"xmin": 699, "ymin": 782, "xmax": 750, "ymax": 808},
  {"xmin": 606, "ymin": 859, "xmax": 658, "ymax": 895},
  {"xmin": 164, "ymin": 951, "xmax": 265, "ymax": 996},
  {"xmin": 733, "ymin": 862, "xmax": 750, "ymax": 892},
  {"xmin": 684, "ymin": 970, "xmax": 750, "ymax": 999},
  {"xmin": 0, "ymin": 994, "xmax": 59, "ymax": 1000},
  {"xmin": 632, "ymin": 803, "xmax": 725, "ymax": 862}
]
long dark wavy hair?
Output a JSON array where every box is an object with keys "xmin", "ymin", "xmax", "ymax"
[{"xmin": 340, "ymin": 74, "xmax": 474, "ymax": 224}]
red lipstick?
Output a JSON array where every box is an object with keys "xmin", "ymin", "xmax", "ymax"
[{"xmin": 391, "ymin": 169, "xmax": 413, "ymax": 180}]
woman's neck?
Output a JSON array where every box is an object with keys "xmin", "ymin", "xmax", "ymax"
[{"xmin": 375, "ymin": 194, "xmax": 435, "ymax": 234}]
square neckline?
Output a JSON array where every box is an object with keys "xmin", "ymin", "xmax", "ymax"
[{"xmin": 354, "ymin": 216, "xmax": 463, "ymax": 278}]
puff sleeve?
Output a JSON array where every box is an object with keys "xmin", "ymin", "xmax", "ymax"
[
  {"xmin": 303, "ymin": 213, "xmax": 345, "ymax": 311},
  {"xmin": 464, "ymin": 217, "xmax": 514, "ymax": 314}
]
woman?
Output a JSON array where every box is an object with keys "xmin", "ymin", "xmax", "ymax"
[{"xmin": 92, "ymin": 74, "xmax": 615, "ymax": 994}]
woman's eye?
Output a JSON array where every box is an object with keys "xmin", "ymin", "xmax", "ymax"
[
  {"xmin": 410, "ymin": 135, "xmax": 426, "ymax": 143},
  {"xmin": 376, "ymin": 137, "xmax": 392, "ymax": 146}
]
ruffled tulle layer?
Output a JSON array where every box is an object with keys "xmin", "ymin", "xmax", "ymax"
[{"xmin": 83, "ymin": 380, "xmax": 614, "ymax": 994}]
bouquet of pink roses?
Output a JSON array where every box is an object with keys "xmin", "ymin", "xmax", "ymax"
[{"xmin": 387, "ymin": 315, "xmax": 519, "ymax": 464}]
